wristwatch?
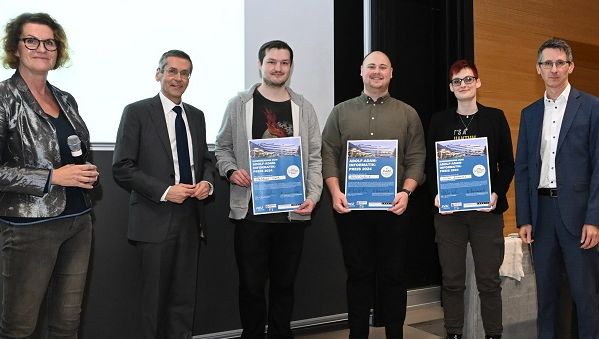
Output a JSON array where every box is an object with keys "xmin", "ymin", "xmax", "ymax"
[
  {"xmin": 226, "ymin": 169, "xmax": 236, "ymax": 181},
  {"xmin": 400, "ymin": 188, "xmax": 412, "ymax": 197}
]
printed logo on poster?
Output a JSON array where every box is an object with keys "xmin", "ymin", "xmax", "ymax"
[
  {"xmin": 380, "ymin": 165, "xmax": 394, "ymax": 178},
  {"xmin": 287, "ymin": 165, "xmax": 300, "ymax": 178},
  {"xmin": 472, "ymin": 164, "xmax": 486, "ymax": 177}
]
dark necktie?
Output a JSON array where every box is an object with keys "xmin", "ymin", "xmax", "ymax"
[{"xmin": 173, "ymin": 105, "xmax": 193, "ymax": 184}]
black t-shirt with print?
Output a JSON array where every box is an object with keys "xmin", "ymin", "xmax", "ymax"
[
  {"xmin": 453, "ymin": 112, "xmax": 479, "ymax": 140},
  {"xmin": 252, "ymin": 89, "xmax": 293, "ymax": 139},
  {"xmin": 247, "ymin": 89, "xmax": 295, "ymax": 223}
]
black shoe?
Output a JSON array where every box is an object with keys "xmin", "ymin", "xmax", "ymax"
[
  {"xmin": 446, "ymin": 335, "xmax": 462, "ymax": 339},
  {"xmin": 485, "ymin": 336, "xmax": 502, "ymax": 339}
]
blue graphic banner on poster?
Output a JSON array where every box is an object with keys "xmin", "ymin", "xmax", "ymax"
[
  {"xmin": 344, "ymin": 140, "xmax": 398, "ymax": 210},
  {"xmin": 249, "ymin": 137, "xmax": 305, "ymax": 215},
  {"xmin": 435, "ymin": 137, "xmax": 492, "ymax": 213}
]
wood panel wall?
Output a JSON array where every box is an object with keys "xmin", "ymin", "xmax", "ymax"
[{"xmin": 474, "ymin": 0, "xmax": 599, "ymax": 234}]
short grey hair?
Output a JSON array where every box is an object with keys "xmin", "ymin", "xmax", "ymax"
[
  {"xmin": 157, "ymin": 50, "xmax": 193, "ymax": 74},
  {"xmin": 537, "ymin": 38, "xmax": 573, "ymax": 63}
]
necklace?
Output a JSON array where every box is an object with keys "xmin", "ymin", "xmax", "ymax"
[{"xmin": 457, "ymin": 112, "xmax": 477, "ymax": 134}]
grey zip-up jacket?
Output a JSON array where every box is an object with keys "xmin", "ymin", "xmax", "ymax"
[{"xmin": 215, "ymin": 84, "xmax": 322, "ymax": 220}]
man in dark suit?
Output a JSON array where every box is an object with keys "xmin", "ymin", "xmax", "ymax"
[
  {"xmin": 113, "ymin": 50, "xmax": 214, "ymax": 339},
  {"xmin": 515, "ymin": 38, "xmax": 599, "ymax": 338}
]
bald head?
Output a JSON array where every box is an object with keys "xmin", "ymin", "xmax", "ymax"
[
  {"xmin": 361, "ymin": 51, "xmax": 393, "ymax": 98},
  {"xmin": 362, "ymin": 51, "xmax": 392, "ymax": 67}
]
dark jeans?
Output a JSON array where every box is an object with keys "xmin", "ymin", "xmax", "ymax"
[
  {"xmin": 434, "ymin": 212, "xmax": 504, "ymax": 336},
  {"xmin": 234, "ymin": 219, "xmax": 306, "ymax": 339},
  {"xmin": 334, "ymin": 211, "xmax": 408, "ymax": 339},
  {"xmin": 0, "ymin": 214, "xmax": 92, "ymax": 339}
]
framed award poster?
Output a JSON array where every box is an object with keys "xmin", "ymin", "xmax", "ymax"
[
  {"xmin": 344, "ymin": 139, "xmax": 398, "ymax": 210},
  {"xmin": 248, "ymin": 137, "xmax": 305, "ymax": 214},
  {"xmin": 435, "ymin": 137, "xmax": 492, "ymax": 213}
]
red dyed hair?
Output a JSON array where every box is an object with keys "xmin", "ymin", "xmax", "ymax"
[{"xmin": 448, "ymin": 59, "xmax": 478, "ymax": 81}]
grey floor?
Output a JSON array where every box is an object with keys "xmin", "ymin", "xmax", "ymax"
[{"xmin": 296, "ymin": 303, "xmax": 445, "ymax": 339}]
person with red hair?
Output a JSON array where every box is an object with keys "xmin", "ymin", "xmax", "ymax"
[{"xmin": 425, "ymin": 59, "xmax": 514, "ymax": 339}]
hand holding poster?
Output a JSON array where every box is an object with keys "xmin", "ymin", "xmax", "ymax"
[
  {"xmin": 345, "ymin": 140, "xmax": 398, "ymax": 210},
  {"xmin": 249, "ymin": 137, "xmax": 306, "ymax": 215},
  {"xmin": 435, "ymin": 137, "xmax": 492, "ymax": 213}
]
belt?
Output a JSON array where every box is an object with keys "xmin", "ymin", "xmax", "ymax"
[{"xmin": 538, "ymin": 188, "xmax": 558, "ymax": 197}]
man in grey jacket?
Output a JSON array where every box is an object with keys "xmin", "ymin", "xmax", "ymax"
[{"xmin": 215, "ymin": 40, "xmax": 322, "ymax": 339}]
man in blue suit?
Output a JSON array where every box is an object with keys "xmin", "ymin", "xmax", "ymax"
[{"xmin": 515, "ymin": 38, "xmax": 599, "ymax": 338}]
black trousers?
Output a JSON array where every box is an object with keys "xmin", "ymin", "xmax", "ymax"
[
  {"xmin": 135, "ymin": 201, "xmax": 200, "ymax": 339},
  {"xmin": 234, "ymin": 219, "xmax": 306, "ymax": 339},
  {"xmin": 434, "ymin": 212, "xmax": 504, "ymax": 336},
  {"xmin": 334, "ymin": 211, "xmax": 408, "ymax": 339}
]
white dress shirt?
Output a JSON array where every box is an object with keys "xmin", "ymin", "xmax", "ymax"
[
  {"xmin": 158, "ymin": 92, "xmax": 213, "ymax": 201},
  {"xmin": 539, "ymin": 83, "xmax": 571, "ymax": 188},
  {"xmin": 159, "ymin": 92, "xmax": 196, "ymax": 184}
]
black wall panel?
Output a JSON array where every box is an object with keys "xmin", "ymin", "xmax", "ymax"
[{"xmin": 79, "ymin": 150, "xmax": 348, "ymax": 337}]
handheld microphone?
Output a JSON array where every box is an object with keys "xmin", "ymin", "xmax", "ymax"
[{"xmin": 67, "ymin": 135, "xmax": 86, "ymax": 164}]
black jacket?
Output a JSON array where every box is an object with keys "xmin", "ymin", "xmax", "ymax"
[{"xmin": 426, "ymin": 103, "xmax": 515, "ymax": 214}]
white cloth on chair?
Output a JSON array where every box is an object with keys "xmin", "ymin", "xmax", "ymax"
[{"xmin": 499, "ymin": 234, "xmax": 525, "ymax": 281}]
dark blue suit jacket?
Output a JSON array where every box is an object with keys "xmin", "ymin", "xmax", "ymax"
[{"xmin": 515, "ymin": 87, "xmax": 599, "ymax": 236}]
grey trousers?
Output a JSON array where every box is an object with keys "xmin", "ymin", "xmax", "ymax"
[{"xmin": 0, "ymin": 214, "xmax": 92, "ymax": 339}]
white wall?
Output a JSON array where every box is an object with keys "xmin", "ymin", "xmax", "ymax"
[
  {"xmin": 0, "ymin": 0, "xmax": 244, "ymax": 143},
  {"xmin": 0, "ymin": 0, "xmax": 334, "ymax": 143},
  {"xmin": 244, "ymin": 0, "xmax": 334, "ymax": 131}
]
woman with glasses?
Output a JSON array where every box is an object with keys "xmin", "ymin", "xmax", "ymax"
[
  {"xmin": 0, "ymin": 12, "xmax": 98, "ymax": 338},
  {"xmin": 425, "ymin": 60, "xmax": 514, "ymax": 339}
]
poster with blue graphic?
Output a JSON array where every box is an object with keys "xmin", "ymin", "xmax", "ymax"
[
  {"xmin": 435, "ymin": 137, "xmax": 492, "ymax": 213},
  {"xmin": 345, "ymin": 140, "xmax": 398, "ymax": 210},
  {"xmin": 249, "ymin": 137, "xmax": 305, "ymax": 215}
]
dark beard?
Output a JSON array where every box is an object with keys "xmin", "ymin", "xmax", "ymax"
[{"xmin": 263, "ymin": 77, "xmax": 287, "ymax": 88}]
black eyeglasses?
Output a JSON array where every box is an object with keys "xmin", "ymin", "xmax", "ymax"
[
  {"xmin": 538, "ymin": 60, "xmax": 571, "ymax": 70},
  {"xmin": 20, "ymin": 37, "xmax": 58, "ymax": 51},
  {"xmin": 450, "ymin": 76, "xmax": 477, "ymax": 86}
]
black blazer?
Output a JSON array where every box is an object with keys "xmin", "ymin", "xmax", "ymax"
[
  {"xmin": 112, "ymin": 95, "xmax": 214, "ymax": 242},
  {"xmin": 426, "ymin": 103, "xmax": 515, "ymax": 214}
]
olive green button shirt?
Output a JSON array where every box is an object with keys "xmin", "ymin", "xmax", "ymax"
[{"xmin": 321, "ymin": 92, "xmax": 426, "ymax": 191}]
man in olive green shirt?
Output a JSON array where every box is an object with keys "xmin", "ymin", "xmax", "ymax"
[{"xmin": 321, "ymin": 51, "xmax": 425, "ymax": 339}]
